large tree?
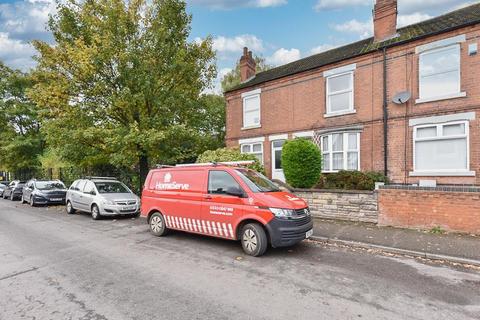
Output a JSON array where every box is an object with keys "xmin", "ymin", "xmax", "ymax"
[
  {"xmin": 29, "ymin": 0, "xmax": 217, "ymax": 186},
  {"xmin": 221, "ymin": 55, "xmax": 271, "ymax": 92},
  {"xmin": 0, "ymin": 62, "xmax": 43, "ymax": 177}
]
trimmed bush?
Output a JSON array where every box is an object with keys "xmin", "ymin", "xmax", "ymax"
[
  {"xmin": 281, "ymin": 138, "xmax": 322, "ymax": 188},
  {"xmin": 316, "ymin": 170, "xmax": 389, "ymax": 191},
  {"xmin": 196, "ymin": 147, "xmax": 264, "ymax": 173}
]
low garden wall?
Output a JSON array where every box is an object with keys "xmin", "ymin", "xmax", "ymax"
[
  {"xmin": 378, "ymin": 185, "xmax": 480, "ymax": 234},
  {"xmin": 294, "ymin": 189, "xmax": 378, "ymax": 223}
]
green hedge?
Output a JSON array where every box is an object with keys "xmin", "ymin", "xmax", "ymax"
[
  {"xmin": 316, "ymin": 170, "xmax": 388, "ymax": 191},
  {"xmin": 281, "ymin": 138, "xmax": 322, "ymax": 188},
  {"xmin": 196, "ymin": 147, "xmax": 264, "ymax": 173}
]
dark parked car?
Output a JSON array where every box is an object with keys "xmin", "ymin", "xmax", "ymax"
[
  {"xmin": 0, "ymin": 182, "xmax": 8, "ymax": 197},
  {"xmin": 22, "ymin": 179, "xmax": 68, "ymax": 206},
  {"xmin": 2, "ymin": 180, "xmax": 26, "ymax": 200}
]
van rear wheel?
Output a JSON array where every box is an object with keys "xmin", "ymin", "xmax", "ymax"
[
  {"xmin": 149, "ymin": 212, "xmax": 168, "ymax": 237},
  {"xmin": 241, "ymin": 223, "xmax": 268, "ymax": 257}
]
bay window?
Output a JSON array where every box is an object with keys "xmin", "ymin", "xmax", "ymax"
[
  {"xmin": 321, "ymin": 132, "xmax": 360, "ymax": 172},
  {"xmin": 241, "ymin": 142, "xmax": 263, "ymax": 164},
  {"xmin": 413, "ymin": 121, "xmax": 469, "ymax": 173}
]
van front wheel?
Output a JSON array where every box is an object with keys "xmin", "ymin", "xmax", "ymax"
[
  {"xmin": 149, "ymin": 212, "xmax": 168, "ymax": 237},
  {"xmin": 241, "ymin": 223, "xmax": 268, "ymax": 257}
]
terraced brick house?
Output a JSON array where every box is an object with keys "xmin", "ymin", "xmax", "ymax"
[{"xmin": 224, "ymin": 0, "xmax": 480, "ymax": 185}]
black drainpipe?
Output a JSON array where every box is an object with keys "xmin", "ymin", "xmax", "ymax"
[{"xmin": 382, "ymin": 46, "xmax": 388, "ymax": 177}]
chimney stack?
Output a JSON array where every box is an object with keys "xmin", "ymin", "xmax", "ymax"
[
  {"xmin": 239, "ymin": 47, "xmax": 256, "ymax": 82},
  {"xmin": 373, "ymin": 0, "xmax": 398, "ymax": 42}
]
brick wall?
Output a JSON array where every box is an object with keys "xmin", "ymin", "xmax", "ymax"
[
  {"xmin": 378, "ymin": 186, "xmax": 480, "ymax": 234},
  {"xmin": 295, "ymin": 189, "xmax": 378, "ymax": 223}
]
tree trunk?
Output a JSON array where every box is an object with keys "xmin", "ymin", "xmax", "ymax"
[{"xmin": 139, "ymin": 153, "xmax": 149, "ymax": 194}]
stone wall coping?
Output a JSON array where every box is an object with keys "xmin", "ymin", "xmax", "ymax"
[
  {"xmin": 379, "ymin": 184, "xmax": 480, "ymax": 193},
  {"xmin": 293, "ymin": 188, "xmax": 376, "ymax": 195}
]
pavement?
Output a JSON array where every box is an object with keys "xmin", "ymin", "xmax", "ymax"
[
  {"xmin": 1, "ymin": 199, "xmax": 480, "ymax": 319},
  {"xmin": 312, "ymin": 218, "xmax": 480, "ymax": 265}
]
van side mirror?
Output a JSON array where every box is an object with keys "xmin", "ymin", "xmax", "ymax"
[{"xmin": 225, "ymin": 187, "xmax": 245, "ymax": 198}]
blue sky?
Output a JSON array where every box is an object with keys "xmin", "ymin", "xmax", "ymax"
[{"xmin": 0, "ymin": 0, "xmax": 476, "ymax": 92}]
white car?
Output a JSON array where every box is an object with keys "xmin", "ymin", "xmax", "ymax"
[{"xmin": 66, "ymin": 177, "xmax": 140, "ymax": 220}]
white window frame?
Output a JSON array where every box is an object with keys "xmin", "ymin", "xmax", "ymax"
[
  {"xmin": 416, "ymin": 43, "xmax": 465, "ymax": 104},
  {"xmin": 241, "ymin": 89, "xmax": 261, "ymax": 129},
  {"xmin": 240, "ymin": 142, "xmax": 264, "ymax": 164},
  {"xmin": 320, "ymin": 132, "xmax": 360, "ymax": 173},
  {"xmin": 411, "ymin": 120, "xmax": 473, "ymax": 176},
  {"xmin": 323, "ymin": 63, "xmax": 356, "ymax": 117}
]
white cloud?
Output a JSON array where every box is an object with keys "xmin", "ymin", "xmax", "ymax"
[
  {"xmin": 188, "ymin": 0, "xmax": 287, "ymax": 9},
  {"xmin": 267, "ymin": 48, "xmax": 301, "ymax": 66},
  {"xmin": 332, "ymin": 19, "xmax": 373, "ymax": 39},
  {"xmin": 314, "ymin": 0, "xmax": 473, "ymax": 15},
  {"xmin": 397, "ymin": 13, "xmax": 433, "ymax": 27},
  {"xmin": 0, "ymin": 0, "xmax": 56, "ymax": 42},
  {"xmin": 309, "ymin": 44, "xmax": 338, "ymax": 55},
  {"xmin": 0, "ymin": 32, "xmax": 36, "ymax": 71},
  {"xmin": 211, "ymin": 34, "xmax": 264, "ymax": 53},
  {"xmin": 314, "ymin": 0, "xmax": 370, "ymax": 11}
]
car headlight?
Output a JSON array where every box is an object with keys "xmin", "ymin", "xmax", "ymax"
[
  {"xmin": 269, "ymin": 208, "xmax": 295, "ymax": 219},
  {"xmin": 102, "ymin": 200, "xmax": 115, "ymax": 205}
]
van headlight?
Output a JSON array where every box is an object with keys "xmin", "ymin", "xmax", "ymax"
[{"xmin": 269, "ymin": 208, "xmax": 295, "ymax": 219}]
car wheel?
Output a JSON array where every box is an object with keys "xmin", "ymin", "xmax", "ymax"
[
  {"xmin": 91, "ymin": 204, "xmax": 101, "ymax": 220},
  {"xmin": 241, "ymin": 223, "xmax": 268, "ymax": 257},
  {"xmin": 30, "ymin": 196, "xmax": 36, "ymax": 207},
  {"xmin": 66, "ymin": 201, "xmax": 76, "ymax": 214},
  {"xmin": 149, "ymin": 212, "xmax": 168, "ymax": 237}
]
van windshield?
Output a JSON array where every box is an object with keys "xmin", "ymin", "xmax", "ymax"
[{"xmin": 235, "ymin": 169, "xmax": 280, "ymax": 193}]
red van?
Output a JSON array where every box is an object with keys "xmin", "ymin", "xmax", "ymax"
[{"xmin": 141, "ymin": 162, "xmax": 313, "ymax": 256}]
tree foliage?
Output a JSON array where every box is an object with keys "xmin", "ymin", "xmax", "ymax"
[
  {"xmin": 29, "ymin": 0, "xmax": 219, "ymax": 187},
  {"xmin": 197, "ymin": 147, "xmax": 264, "ymax": 173},
  {"xmin": 221, "ymin": 55, "xmax": 272, "ymax": 92},
  {"xmin": 281, "ymin": 138, "xmax": 322, "ymax": 188},
  {"xmin": 0, "ymin": 62, "xmax": 43, "ymax": 177}
]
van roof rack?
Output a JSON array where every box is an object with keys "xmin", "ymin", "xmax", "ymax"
[
  {"xmin": 175, "ymin": 161, "xmax": 254, "ymax": 168},
  {"xmin": 84, "ymin": 176, "xmax": 118, "ymax": 180},
  {"xmin": 155, "ymin": 164, "xmax": 175, "ymax": 169}
]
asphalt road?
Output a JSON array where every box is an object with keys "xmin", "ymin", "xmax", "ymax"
[{"xmin": 1, "ymin": 199, "xmax": 479, "ymax": 320}]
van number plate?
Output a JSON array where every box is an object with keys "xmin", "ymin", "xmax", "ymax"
[{"xmin": 306, "ymin": 229, "xmax": 313, "ymax": 239}]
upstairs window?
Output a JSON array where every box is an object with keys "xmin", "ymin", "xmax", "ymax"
[
  {"xmin": 326, "ymin": 72, "xmax": 354, "ymax": 115},
  {"xmin": 242, "ymin": 90, "xmax": 261, "ymax": 129},
  {"xmin": 419, "ymin": 44, "xmax": 461, "ymax": 101},
  {"xmin": 321, "ymin": 132, "xmax": 360, "ymax": 172}
]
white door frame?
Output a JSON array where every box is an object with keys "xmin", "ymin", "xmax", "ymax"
[{"xmin": 271, "ymin": 139, "xmax": 286, "ymax": 182}]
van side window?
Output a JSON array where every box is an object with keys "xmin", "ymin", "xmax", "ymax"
[{"xmin": 208, "ymin": 171, "xmax": 242, "ymax": 195}]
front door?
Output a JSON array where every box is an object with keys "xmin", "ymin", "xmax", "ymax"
[{"xmin": 271, "ymin": 140, "xmax": 286, "ymax": 182}]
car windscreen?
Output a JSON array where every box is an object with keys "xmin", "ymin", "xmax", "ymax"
[
  {"xmin": 35, "ymin": 181, "xmax": 66, "ymax": 190},
  {"xmin": 94, "ymin": 181, "xmax": 130, "ymax": 194},
  {"xmin": 235, "ymin": 169, "xmax": 280, "ymax": 193}
]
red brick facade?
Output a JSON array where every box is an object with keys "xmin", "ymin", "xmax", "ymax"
[
  {"xmin": 378, "ymin": 188, "xmax": 480, "ymax": 234},
  {"xmin": 225, "ymin": 24, "xmax": 480, "ymax": 185}
]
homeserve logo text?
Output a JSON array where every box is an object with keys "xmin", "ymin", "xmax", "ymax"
[{"xmin": 155, "ymin": 172, "xmax": 190, "ymax": 190}]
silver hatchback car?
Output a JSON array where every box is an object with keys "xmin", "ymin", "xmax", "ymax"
[{"xmin": 66, "ymin": 177, "xmax": 140, "ymax": 220}]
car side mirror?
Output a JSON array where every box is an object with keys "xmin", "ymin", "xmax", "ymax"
[{"xmin": 225, "ymin": 187, "xmax": 245, "ymax": 198}]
